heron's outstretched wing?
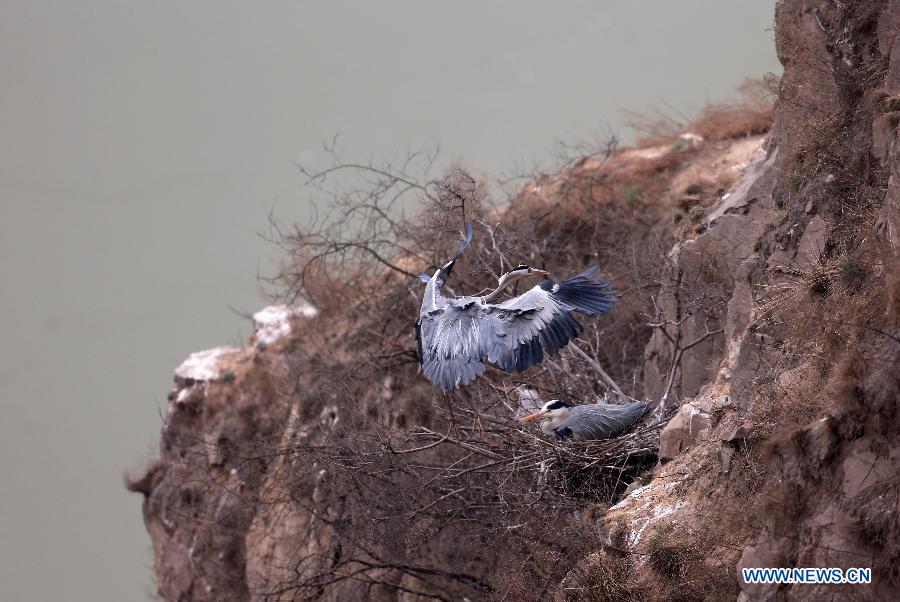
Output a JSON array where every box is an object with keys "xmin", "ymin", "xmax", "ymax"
[
  {"xmin": 485, "ymin": 267, "xmax": 617, "ymax": 373},
  {"xmin": 563, "ymin": 402, "xmax": 648, "ymax": 440},
  {"xmin": 481, "ymin": 290, "xmax": 580, "ymax": 373}
]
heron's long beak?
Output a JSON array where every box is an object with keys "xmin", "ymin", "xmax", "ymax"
[
  {"xmin": 531, "ymin": 269, "xmax": 549, "ymax": 276},
  {"xmin": 521, "ymin": 411, "xmax": 547, "ymax": 422}
]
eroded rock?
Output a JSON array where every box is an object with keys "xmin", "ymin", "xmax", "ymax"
[
  {"xmin": 658, "ymin": 399, "xmax": 717, "ymax": 461},
  {"xmin": 644, "ymin": 144, "xmax": 779, "ymax": 402},
  {"xmin": 252, "ymin": 303, "xmax": 318, "ymax": 346},
  {"xmin": 174, "ymin": 346, "xmax": 241, "ymax": 384}
]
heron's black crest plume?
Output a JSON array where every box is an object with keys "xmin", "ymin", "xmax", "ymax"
[
  {"xmin": 451, "ymin": 222, "xmax": 474, "ymax": 264},
  {"xmin": 418, "ymin": 223, "xmax": 473, "ymax": 283}
]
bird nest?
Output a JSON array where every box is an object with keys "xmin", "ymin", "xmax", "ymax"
[
  {"xmin": 291, "ymin": 401, "xmax": 672, "ymax": 564},
  {"xmin": 389, "ymin": 405, "xmax": 672, "ymax": 509}
]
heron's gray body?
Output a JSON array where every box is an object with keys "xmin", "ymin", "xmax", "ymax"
[
  {"xmin": 416, "ymin": 264, "xmax": 616, "ymax": 390},
  {"xmin": 541, "ymin": 401, "xmax": 648, "ymax": 440}
]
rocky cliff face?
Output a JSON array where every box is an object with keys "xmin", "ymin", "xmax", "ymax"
[
  {"xmin": 129, "ymin": 306, "xmax": 314, "ymax": 600},
  {"xmin": 600, "ymin": 1, "xmax": 900, "ymax": 600},
  {"xmin": 132, "ymin": 2, "xmax": 899, "ymax": 600}
]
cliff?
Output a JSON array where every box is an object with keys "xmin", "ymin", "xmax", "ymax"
[
  {"xmin": 131, "ymin": 2, "xmax": 899, "ymax": 600},
  {"xmin": 601, "ymin": 2, "xmax": 900, "ymax": 599}
]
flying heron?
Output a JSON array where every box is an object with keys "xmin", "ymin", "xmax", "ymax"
[
  {"xmin": 416, "ymin": 225, "xmax": 617, "ymax": 389},
  {"xmin": 522, "ymin": 399, "xmax": 648, "ymax": 440}
]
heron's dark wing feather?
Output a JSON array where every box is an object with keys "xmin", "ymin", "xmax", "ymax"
[
  {"xmin": 480, "ymin": 294, "xmax": 555, "ymax": 371},
  {"xmin": 566, "ymin": 402, "xmax": 648, "ymax": 440},
  {"xmin": 415, "ymin": 318, "xmax": 424, "ymax": 363},
  {"xmin": 484, "ymin": 286, "xmax": 581, "ymax": 372},
  {"xmin": 539, "ymin": 266, "xmax": 617, "ymax": 316},
  {"xmin": 554, "ymin": 427, "xmax": 574, "ymax": 439},
  {"xmin": 484, "ymin": 286, "xmax": 583, "ymax": 374}
]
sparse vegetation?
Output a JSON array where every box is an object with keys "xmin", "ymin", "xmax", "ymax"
[
  {"xmin": 647, "ymin": 523, "xmax": 681, "ymax": 579},
  {"xmin": 626, "ymin": 77, "xmax": 775, "ymax": 147},
  {"xmin": 683, "ymin": 183, "xmax": 704, "ymax": 196},
  {"xmin": 623, "ymin": 185, "xmax": 644, "ymax": 205},
  {"xmin": 677, "ymin": 197, "xmax": 700, "ymax": 214},
  {"xmin": 838, "ymin": 252, "xmax": 866, "ymax": 284},
  {"xmin": 689, "ymin": 207, "xmax": 705, "ymax": 224},
  {"xmin": 806, "ymin": 262, "xmax": 832, "ymax": 296}
]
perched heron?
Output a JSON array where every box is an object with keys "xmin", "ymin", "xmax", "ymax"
[
  {"xmin": 522, "ymin": 399, "xmax": 648, "ymax": 440},
  {"xmin": 416, "ymin": 226, "xmax": 617, "ymax": 389}
]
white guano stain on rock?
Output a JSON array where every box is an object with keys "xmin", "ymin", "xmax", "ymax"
[
  {"xmin": 175, "ymin": 347, "xmax": 240, "ymax": 382},
  {"xmin": 605, "ymin": 477, "xmax": 690, "ymax": 549},
  {"xmin": 628, "ymin": 500, "xmax": 689, "ymax": 547},
  {"xmin": 610, "ymin": 484, "xmax": 654, "ymax": 511},
  {"xmin": 253, "ymin": 304, "xmax": 318, "ymax": 345},
  {"xmin": 175, "ymin": 387, "xmax": 192, "ymax": 404},
  {"xmin": 679, "ymin": 132, "xmax": 704, "ymax": 145}
]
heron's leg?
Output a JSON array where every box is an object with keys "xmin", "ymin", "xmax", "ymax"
[
  {"xmin": 453, "ymin": 385, "xmax": 485, "ymax": 436},
  {"xmin": 544, "ymin": 359, "xmax": 565, "ymax": 399},
  {"xmin": 441, "ymin": 389, "xmax": 460, "ymax": 436}
]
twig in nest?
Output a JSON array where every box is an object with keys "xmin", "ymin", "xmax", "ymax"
[{"xmin": 567, "ymin": 340, "xmax": 630, "ymax": 404}]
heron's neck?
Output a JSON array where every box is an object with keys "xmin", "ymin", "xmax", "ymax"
[
  {"xmin": 482, "ymin": 273, "xmax": 520, "ymax": 302},
  {"xmin": 540, "ymin": 409, "xmax": 570, "ymax": 434}
]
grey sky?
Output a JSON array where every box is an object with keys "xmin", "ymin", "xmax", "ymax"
[{"xmin": 0, "ymin": 2, "xmax": 778, "ymax": 599}]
